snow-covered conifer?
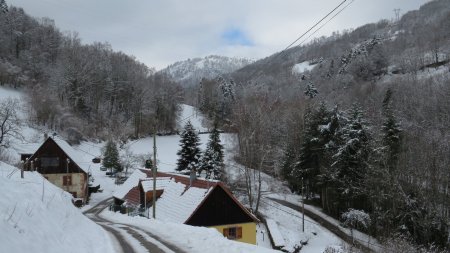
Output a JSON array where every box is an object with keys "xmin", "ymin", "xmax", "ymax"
[
  {"xmin": 176, "ymin": 121, "xmax": 201, "ymax": 173},
  {"xmin": 332, "ymin": 104, "xmax": 371, "ymax": 201},
  {"xmin": 304, "ymin": 81, "xmax": 318, "ymax": 98},
  {"xmin": 0, "ymin": 0, "xmax": 8, "ymax": 13},
  {"xmin": 381, "ymin": 88, "xmax": 402, "ymax": 173},
  {"xmin": 102, "ymin": 140, "xmax": 122, "ymax": 172},
  {"xmin": 198, "ymin": 124, "xmax": 224, "ymax": 179}
]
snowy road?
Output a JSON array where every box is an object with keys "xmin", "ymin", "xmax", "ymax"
[{"xmin": 84, "ymin": 198, "xmax": 188, "ymax": 253}]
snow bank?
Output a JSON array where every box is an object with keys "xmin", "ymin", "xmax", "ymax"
[
  {"xmin": 0, "ymin": 162, "xmax": 114, "ymax": 253},
  {"xmin": 266, "ymin": 219, "xmax": 286, "ymax": 248},
  {"xmin": 102, "ymin": 210, "xmax": 281, "ymax": 253}
]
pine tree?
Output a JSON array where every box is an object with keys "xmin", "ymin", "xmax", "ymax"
[
  {"xmin": 381, "ymin": 89, "xmax": 402, "ymax": 174},
  {"xmin": 102, "ymin": 140, "xmax": 122, "ymax": 172},
  {"xmin": 0, "ymin": 0, "xmax": 8, "ymax": 14},
  {"xmin": 280, "ymin": 143, "xmax": 298, "ymax": 191},
  {"xmin": 199, "ymin": 124, "xmax": 224, "ymax": 179},
  {"xmin": 294, "ymin": 103, "xmax": 333, "ymax": 196},
  {"xmin": 332, "ymin": 104, "xmax": 371, "ymax": 209},
  {"xmin": 176, "ymin": 121, "xmax": 201, "ymax": 173},
  {"xmin": 304, "ymin": 81, "xmax": 318, "ymax": 98}
]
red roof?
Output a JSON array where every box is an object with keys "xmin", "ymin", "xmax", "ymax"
[
  {"xmin": 139, "ymin": 170, "xmax": 219, "ymax": 189},
  {"xmin": 138, "ymin": 169, "xmax": 259, "ymax": 223},
  {"xmin": 124, "ymin": 186, "xmax": 140, "ymax": 206}
]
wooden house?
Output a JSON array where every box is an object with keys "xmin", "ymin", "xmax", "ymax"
[
  {"xmin": 25, "ymin": 137, "xmax": 89, "ymax": 204},
  {"xmin": 114, "ymin": 169, "xmax": 259, "ymax": 245}
]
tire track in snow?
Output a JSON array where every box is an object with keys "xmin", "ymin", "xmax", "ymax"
[{"xmin": 84, "ymin": 198, "xmax": 187, "ymax": 253}]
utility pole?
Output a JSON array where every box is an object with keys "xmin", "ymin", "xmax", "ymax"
[
  {"xmin": 20, "ymin": 160, "xmax": 24, "ymax": 179},
  {"xmin": 66, "ymin": 158, "xmax": 70, "ymax": 192},
  {"xmin": 302, "ymin": 177, "xmax": 305, "ymax": 232},
  {"xmin": 152, "ymin": 125, "xmax": 157, "ymax": 219},
  {"xmin": 393, "ymin": 8, "xmax": 401, "ymax": 22},
  {"xmin": 144, "ymin": 187, "xmax": 147, "ymax": 218}
]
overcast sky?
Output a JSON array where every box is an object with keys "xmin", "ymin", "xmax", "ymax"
[{"xmin": 9, "ymin": 0, "xmax": 427, "ymax": 70}]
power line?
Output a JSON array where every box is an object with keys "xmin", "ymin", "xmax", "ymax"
[
  {"xmin": 241, "ymin": 0, "xmax": 354, "ymax": 83},
  {"xmin": 177, "ymin": 113, "xmax": 196, "ymax": 124},
  {"xmin": 73, "ymin": 147, "xmax": 97, "ymax": 158},
  {"xmin": 282, "ymin": 0, "xmax": 348, "ymax": 53},
  {"xmin": 298, "ymin": 0, "xmax": 355, "ymax": 46}
]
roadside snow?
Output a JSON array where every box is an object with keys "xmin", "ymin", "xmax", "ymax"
[
  {"xmin": 259, "ymin": 198, "xmax": 343, "ymax": 253},
  {"xmin": 268, "ymin": 193, "xmax": 382, "ymax": 252},
  {"xmin": 0, "ymin": 162, "xmax": 115, "ymax": 253},
  {"xmin": 266, "ymin": 219, "xmax": 286, "ymax": 248},
  {"xmin": 102, "ymin": 210, "xmax": 281, "ymax": 253}
]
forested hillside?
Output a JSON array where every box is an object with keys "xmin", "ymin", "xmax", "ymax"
[
  {"xmin": 0, "ymin": 4, "xmax": 180, "ymax": 141},
  {"xmin": 195, "ymin": 0, "xmax": 450, "ymax": 248}
]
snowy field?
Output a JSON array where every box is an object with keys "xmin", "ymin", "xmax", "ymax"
[
  {"xmin": 0, "ymin": 162, "xmax": 115, "ymax": 253},
  {"xmin": 176, "ymin": 104, "xmax": 208, "ymax": 132}
]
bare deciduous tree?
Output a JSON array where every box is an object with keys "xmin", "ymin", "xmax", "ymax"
[{"xmin": 0, "ymin": 98, "xmax": 21, "ymax": 149}]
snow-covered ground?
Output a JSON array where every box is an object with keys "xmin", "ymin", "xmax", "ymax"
[
  {"xmin": 177, "ymin": 104, "xmax": 208, "ymax": 132},
  {"xmin": 0, "ymin": 87, "xmax": 351, "ymax": 252},
  {"xmin": 0, "ymin": 162, "xmax": 115, "ymax": 253},
  {"xmin": 268, "ymin": 193, "xmax": 382, "ymax": 252},
  {"xmin": 102, "ymin": 210, "xmax": 280, "ymax": 253},
  {"xmin": 224, "ymin": 158, "xmax": 345, "ymax": 252}
]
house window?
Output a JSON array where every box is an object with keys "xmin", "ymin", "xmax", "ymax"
[
  {"xmin": 223, "ymin": 226, "xmax": 242, "ymax": 240},
  {"xmin": 41, "ymin": 157, "xmax": 59, "ymax": 168},
  {"xmin": 63, "ymin": 175, "xmax": 72, "ymax": 186}
]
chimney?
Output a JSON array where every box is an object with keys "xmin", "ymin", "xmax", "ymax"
[
  {"xmin": 44, "ymin": 132, "xmax": 48, "ymax": 140},
  {"xmin": 189, "ymin": 169, "xmax": 197, "ymax": 187}
]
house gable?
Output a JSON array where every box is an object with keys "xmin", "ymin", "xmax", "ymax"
[
  {"xmin": 26, "ymin": 137, "xmax": 86, "ymax": 175},
  {"xmin": 185, "ymin": 185, "xmax": 256, "ymax": 227}
]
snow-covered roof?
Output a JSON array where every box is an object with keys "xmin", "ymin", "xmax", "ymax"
[
  {"xmin": 51, "ymin": 137, "xmax": 90, "ymax": 173},
  {"xmin": 113, "ymin": 169, "xmax": 148, "ymax": 200},
  {"xmin": 118, "ymin": 169, "xmax": 259, "ymax": 224},
  {"xmin": 150, "ymin": 179, "xmax": 212, "ymax": 223},
  {"xmin": 140, "ymin": 177, "xmax": 172, "ymax": 192},
  {"xmin": 15, "ymin": 143, "xmax": 41, "ymax": 155}
]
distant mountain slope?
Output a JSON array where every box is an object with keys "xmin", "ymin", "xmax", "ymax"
[{"xmin": 161, "ymin": 55, "xmax": 252, "ymax": 87}]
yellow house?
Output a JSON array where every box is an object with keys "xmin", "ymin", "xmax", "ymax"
[
  {"xmin": 115, "ymin": 170, "xmax": 259, "ymax": 245},
  {"xmin": 182, "ymin": 179, "xmax": 260, "ymax": 245}
]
